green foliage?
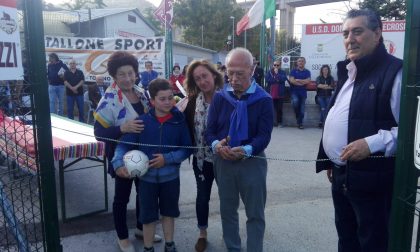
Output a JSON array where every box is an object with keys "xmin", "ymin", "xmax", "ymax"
[
  {"xmin": 142, "ymin": 7, "xmax": 164, "ymax": 36},
  {"xmin": 358, "ymin": 0, "xmax": 406, "ymax": 20},
  {"xmin": 275, "ymin": 29, "xmax": 300, "ymax": 55},
  {"xmin": 173, "ymin": 0, "xmax": 244, "ymax": 50},
  {"xmin": 61, "ymin": 0, "xmax": 107, "ymax": 10}
]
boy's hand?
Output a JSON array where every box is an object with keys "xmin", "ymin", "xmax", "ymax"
[
  {"xmin": 115, "ymin": 166, "xmax": 131, "ymax": 178},
  {"xmin": 149, "ymin": 154, "xmax": 165, "ymax": 169}
]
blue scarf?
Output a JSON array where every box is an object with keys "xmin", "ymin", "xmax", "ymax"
[{"xmin": 220, "ymin": 82, "xmax": 269, "ymax": 147}]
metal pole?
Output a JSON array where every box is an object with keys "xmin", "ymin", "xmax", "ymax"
[
  {"xmin": 24, "ymin": 0, "xmax": 62, "ymax": 251},
  {"xmin": 389, "ymin": 0, "xmax": 419, "ymax": 249},
  {"xmin": 201, "ymin": 25, "xmax": 204, "ymax": 47},
  {"xmin": 244, "ymin": 0, "xmax": 247, "ymax": 48},
  {"xmin": 230, "ymin": 16, "xmax": 235, "ymax": 49}
]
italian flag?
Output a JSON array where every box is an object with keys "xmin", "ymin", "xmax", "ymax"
[{"xmin": 236, "ymin": 0, "xmax": 276, "ymax": 35}]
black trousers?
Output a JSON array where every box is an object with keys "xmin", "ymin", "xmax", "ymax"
[
  {"xmin": 331, "ymin": 167, "xmax": 392, "ymax": 252},
  {"xmin": 113, "ymin": 176, "xmax": 142, "ymax": 239}
]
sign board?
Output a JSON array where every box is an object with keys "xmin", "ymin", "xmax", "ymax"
[
  {"xmin": 281, "ymin": 56, "xmax": 290, "ymax": 69},
  {"xmin": 301, "ymin": 21, "xmax": 405, "ymax": 80},
  {"xmin": 45, "ymin": 36, "xmax": 165, "ymax": 83},
  {"xmin": 0, "ymin": 0, "xmax": 23, "ymax": 80},
  {"xmin": 414, "ymin": 97, "xmax": 420, "ymax": 169}
]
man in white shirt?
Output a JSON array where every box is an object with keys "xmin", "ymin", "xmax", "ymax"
[{"xmin": 316, "ymin": 9, "xmax": 402, "ymax": 251}]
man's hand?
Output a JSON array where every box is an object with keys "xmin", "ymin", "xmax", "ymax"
[
  {"xmin": 120, "ymin": 120, "xmax": 144, "ymax": 133},
  {"xmin": 340, "ymin": 139, "xmax": 371, "ymax": 161},
  {"xmin": 115, "ymin": 166, "xmax": 131, "ymax": 178},
  {"xmin": 216, "ymin": 139, "xmax": 245, "ymax": 161},
  {"xmin": 149, "ymin": 154, "xmax": 165, "ymax": 168}
]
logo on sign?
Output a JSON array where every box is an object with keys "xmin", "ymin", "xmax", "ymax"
[
  {"xmin": 317, "ymin": 44, "xmax": 323, "ymax": 52},
  {"xmin": 0, "ymin": 12, "xmax": 17, "ymax": 34},
  {"xmin": 384, "ymin": 40, "xmax": 396, "ymax": 55}
]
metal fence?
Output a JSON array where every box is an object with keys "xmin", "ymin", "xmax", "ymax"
[
  {"xmin": 1, "ymin": 0, "xmax": 62, "ymax": 251},
  {"xmin": 0, "ymin": 80, "xmax": 45, "ymax": 252}
]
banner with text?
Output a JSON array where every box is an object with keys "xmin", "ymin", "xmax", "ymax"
[
  {"xmin": 0, "ymin": 0, "xmax": 23, "ymax": 80},
  {"xmin": 301, "ymin": 21, "xmax": 405, "ymax": 80},
  {"xmin": 45, "ymin": 36, "xmax": 166, "ymax": 83}
]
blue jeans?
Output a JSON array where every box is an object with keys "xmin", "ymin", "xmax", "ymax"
[
  {"xmin": 48, "ymin": 85, "xmax": 64, "ymax": 115},
  {"xmin": 291, "ymin": 93, "xmax": 306, "ymax": 125},
  {"xmin": 317, "ymin": 96, "xmax": 331, "ymax": 123},
  {"xmin": 66, "ymin": 95, "xmax": 85, "ymax": 122},
  {"xmin": 192, "ymin": 157, "xmax": 215, "ymax": 229}
]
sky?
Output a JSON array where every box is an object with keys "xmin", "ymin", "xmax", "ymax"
[{"xmin": 45, "ymin": 0, "xmax": 356, "ymax": 25}]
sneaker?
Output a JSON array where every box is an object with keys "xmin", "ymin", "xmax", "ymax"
[
  {"xmin": 195, "ymin": 237, "xmax": 207, "ymax": 252},
  {"xmin": 117, "ymin": 239, "xmax": 135, "ymax": 252},
  {"xmin": 143, "ymin": 247, "xmax": 155, "ymax": 252},
  {"xmin": 298, "ymin": 125, "xmax": 304, "ymax": 129},
  {"xmin": 164, "ymin": 241, "xmax": 178, "ymax": 252},
  {"xmin": 135, "ymin": 228, "xmax": 163, "ymax": 243}
]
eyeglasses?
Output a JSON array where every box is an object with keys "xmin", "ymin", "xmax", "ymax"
[{"xmin": 273, "ymin": 64, "xmax": 280, "ymax": 67}]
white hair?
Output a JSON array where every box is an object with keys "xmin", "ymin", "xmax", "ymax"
[{"xmin": 225, "ymin": 47, "xmax": 253, "ymax": 67}]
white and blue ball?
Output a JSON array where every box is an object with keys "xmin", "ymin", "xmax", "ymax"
[{"xmin": 123, "ymin": 150, "xmax": 149, "ymax": 178}]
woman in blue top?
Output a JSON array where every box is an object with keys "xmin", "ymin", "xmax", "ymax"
[
  {"xmin": 265, "ymin": 60, "xmax": 288, "ymax": 127},
  {"xmin": 93, "ymin": 51, "xmax": 161, "ymax": 252}
]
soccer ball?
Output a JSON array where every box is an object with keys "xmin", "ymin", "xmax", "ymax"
[{"xmin": 123, "ymin": 150, "xmax": 149, "ymax": 178}]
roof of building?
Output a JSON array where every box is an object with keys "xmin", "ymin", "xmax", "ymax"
[{"xmin": 48, "ymin": 8, "xmax": 158, "ymax": 33}]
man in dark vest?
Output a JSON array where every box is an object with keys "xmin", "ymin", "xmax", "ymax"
[{"xmin": 316, "ymin": 9, "xmax": 402, "ymax": 251}]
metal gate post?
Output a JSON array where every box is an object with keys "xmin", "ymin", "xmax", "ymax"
[
  {"xmin": 24, "ymin": 0, "xmax": 62, "ymax": 251},
  {"xmin": 389, "ymin": 0, "xmax": 420, "ymax": 251}
]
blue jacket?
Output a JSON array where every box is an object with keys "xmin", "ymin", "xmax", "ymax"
[
  {"xmin": 206, "ymin": 82, "xmax": 273, "ymax": 155},
  {"xmin": 140, "ymin": 70, "xmax": 158, "ymax": 89},
  {"xmin": 47, "ymin": 60, "xmax": 68, "ymax": 85},
  {"xmin": 112, "ymin": 107, "xmax": 192, "ymax": 183},
  {"xmin": 265, "ymin": 69, "xmax": 288, "ymax": 97}
]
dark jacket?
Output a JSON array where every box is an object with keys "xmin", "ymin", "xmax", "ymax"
[
  {"xmin": 206, "ymin": 83, "xmax": 273, "ymax": 155},
  {"xmin": 112, "ymin": 107, "xmax": 192, "ymax": 183},
  {"xmin": 47, "ymin": 60, "xmax": 68, "ymax": 85},
  {"xmin": 265, "ymin": 69, "xmax": 288, "ymax": 97},
  {"xmin": 315, "ymin": 75, "xmax": 334, "ymax": 97},
  {"xmin": 253, "ymin": 66, "xmax": 264, "ymax": 86},
  {"xmin": 316, "ymin": 43, "xmax": 402, "ymax": 193},
  {"xmin": 184, "ymin": 95, "xmax": 197, "ymax": 145}
]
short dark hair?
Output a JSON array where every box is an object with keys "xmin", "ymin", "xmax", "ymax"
[
  {"xmin": 145, "ymin": 61, "xmax": 153, "ymax": 65},
  {"xmin": 48, "ymin": 53, "xmax": 59, "ymax": 62},
  {"xmin": 107, "ymin": 52, "xmax": 139, "ymax": 78},
  {"xmin": 345, "ymin": 9, "xmax": 383, "ymax": 43},
  {"xmin": 172, "ymin": 65, "xmax": 180, "ymax": 71},
  {"xmin": 148, "ymin": 78, "xmax": 172, "ymax": 99}
]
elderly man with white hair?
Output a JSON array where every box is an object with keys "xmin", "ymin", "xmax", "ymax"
[{"xmin": 206, "ymin": 47, "xmax": 273, "ymax": 252}]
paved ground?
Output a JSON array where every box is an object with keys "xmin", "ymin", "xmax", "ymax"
[{"xmin": 58, "ymin": 126, "xmax": 338, "ymax": 252}]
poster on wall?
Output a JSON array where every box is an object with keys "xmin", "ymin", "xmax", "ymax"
[
  {"xmin": 0, "ymin": 0, "xmax": 23, "ymax": 80},
  {"xmin": 45, "ymin": 36, "xmax": 166, "ymax": 83},
  {"xmin": 301, "ymin": 21, "xmax": 405, "ymax": 80}
]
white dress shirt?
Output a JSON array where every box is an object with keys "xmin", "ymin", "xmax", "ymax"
[{"xmin": 323, "ymin": 61, "xmax": 402, "ymax": 166}]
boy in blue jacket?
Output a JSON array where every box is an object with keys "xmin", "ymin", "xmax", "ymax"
[{"xmin": 112, "ymin": 79, "xmax": 192, "ymax": 252}]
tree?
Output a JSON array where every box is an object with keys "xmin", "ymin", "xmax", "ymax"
[
  {"xmin": 141, "ymin": 7, "xmax": 164, "ymax": 36},
  {"xmin": 61, "ymin": 0, "xmax": 107, "ymax": 10},
  {"xmin": 358, "ymin": 0, "xmax": 406, "ymax": 20},
  {"xmin": 173, "ymin": 0, "xmax": 244, "ymax": 51},
  {"xmin": 91, "ymin": 0, "xmax": 107, "ymax": 9},
  {"xmin": 62, "ymin": 0, "xmax": 90, "ymax": 10}
]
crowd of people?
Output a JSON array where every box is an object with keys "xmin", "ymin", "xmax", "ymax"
[{"xmin": 34, "ymin": 8, "xmax": 402, "ymax": 252}]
